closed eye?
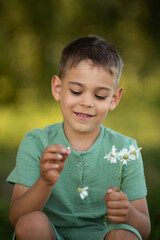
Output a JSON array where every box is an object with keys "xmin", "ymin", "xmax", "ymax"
[
  {"xmin": 95, "ymin": 95, "xmax": 107, "ymax": 100},
  {"xmin": 70, "ymin": 89, "xmax": 82, "ymax": 95}
]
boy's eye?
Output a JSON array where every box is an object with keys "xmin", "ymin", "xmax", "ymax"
[
  {"xmin": 70, "ymin": 89, "xmax": 82, "ymax": 95},
  {"xmin": 95, "ymin": 95, "xmax": 107, "ymax": 100}
]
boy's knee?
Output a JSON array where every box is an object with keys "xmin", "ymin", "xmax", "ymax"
[
  {"xmin": 15, "ymin": 211, "xmax": 54, "ymax": 240},
  {"xmin": 105, "ymin": 229, "xmax": 139, "ymax": 240}
]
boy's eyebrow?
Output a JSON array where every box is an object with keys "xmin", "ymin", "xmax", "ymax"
[
  {"xmin": 68, "ymin": 81, "xmax": 111, "ymax": 91},
  {"xmin": 68, "ymin": 81, "xmax": 83, "ymax": 87},
  {"xmin": 96, "ymin": 86, "xmax": 111, "ymax": 91}
]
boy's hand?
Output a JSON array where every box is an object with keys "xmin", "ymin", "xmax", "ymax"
[
  {"xmin": 104, "ymin": 186, "xmax": 130, "ymax": 224},
  {"xmin": 40, "ymin": 145, "xmax": 71, "ymax": 186}
]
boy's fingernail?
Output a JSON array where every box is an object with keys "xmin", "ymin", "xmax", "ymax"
[
  {"xmin": 61, "ymin": 148, "xmax": 67, "ymax": 153},
  {"xmin": 67, "ymin": 147, "xmax": 71, "ymax": 154},
  {"xmin": 61, "ymin": 147, "xmax": 71, "ymax": 154},
  {"xmin": 57, "ymin": 153, "xmax": 62, "ymax": 159},
  {"xmin": 107, "ymin": 189, "xmax": 113, "ymax": 193},
  {"xmin": 54, "ymin": 164, "xmax": 59, "ymax": 168}
]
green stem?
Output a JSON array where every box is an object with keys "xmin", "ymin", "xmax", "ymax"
[
  {"xmin": 119, "ymin": 158, "xmax": 138, "ymax": 190},
  {"xmin": 118, "ymin": 163, "xmax": 123, "ymax": 190},
  {"xmin": 89, "ymin": 187, "xmax": 104, "ymax": 193}
]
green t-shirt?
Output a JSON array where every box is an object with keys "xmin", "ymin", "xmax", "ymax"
[{"xmin": 7, "ymin": 122, "xmax": 147, "ymax": 228}]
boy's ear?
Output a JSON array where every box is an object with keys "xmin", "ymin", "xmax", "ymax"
[
  {"xmin": 51, "ymin": 75, "xmax": 62, "ymax": 101},
  {"xmin": 109, "ymin": 87, "xmax": 123, "ymax": 111}
]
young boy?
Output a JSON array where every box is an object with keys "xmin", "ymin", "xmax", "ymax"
[{"xmin": 7, "ymin": 36, "xmax": 151, "ymax": 240}]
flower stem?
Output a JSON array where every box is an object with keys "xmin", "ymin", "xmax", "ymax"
[
  {"xmin": 89, "ymin": 187, "xmax": 104, "ymax": 193},
  {"xmin": 118, "ymin": 163, "xmax": 123, "ymax": 189}
]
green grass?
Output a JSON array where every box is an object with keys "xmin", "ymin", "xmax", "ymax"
[
  {"xmin": 142, "ymin": 149, "xmax": 160, "ymax": 239},
  {"xmin": 0, "ymin": 198, "xmax": 13, "ymax": 240}
]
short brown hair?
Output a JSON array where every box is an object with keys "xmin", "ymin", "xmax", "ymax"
[{"xmin": 59, "ymin": 35, "xmax": 124, "ymax": 86}]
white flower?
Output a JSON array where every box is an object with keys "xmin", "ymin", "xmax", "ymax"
[
  {"xmin": 104, "ymin": 145, "xmax": 142, "ymax": 166},
  {"xmin": 78, "ymin": 186, "xmax": 89, "ymax": 200},
  {"xmin": 118, "ymin": 148, "xmax": 130, "ymax": 165},
  {"xmin": 129, "ymin": 145, "xmax": 142, "ymax": 160},
  {"xmin": 104, "ymin": 145, "xmax": 118, "ymax": 163}
]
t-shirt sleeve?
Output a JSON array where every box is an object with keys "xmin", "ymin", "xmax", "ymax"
[
  {"xmin": 120, "ymin": 139, "xmax": 147, "ymax": 201},
  {"xmin": 6, "ymin": 130, "xmax": 44, "ymax": 187}
]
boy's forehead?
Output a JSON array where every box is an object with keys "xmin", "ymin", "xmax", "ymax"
[
  {"xmin": 65, "ymin": 60, "xmax": 110, "ymax": 76},
  {"xmin": 61, "ymin": 61, "xmax": 117, "ymax": 91},
  {"xmin": 63, "ymin": 60, "xmax": 117, "ymax": 87}
]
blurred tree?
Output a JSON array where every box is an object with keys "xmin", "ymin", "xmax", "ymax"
[{"xmin": 0, "ymin": 0, "xmax": 159, "ymax": 104}]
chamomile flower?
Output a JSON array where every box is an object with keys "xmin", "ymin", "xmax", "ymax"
[
  {"xmin": 129, "ymin": 145, "xmax": 142, "ymax": 160},
  {"xmin": 78, "ymin": 186, "xmax": 89, "ymax": 200},
  {"xmin": 104, "ymin": 145, "xmax": 118, "ymax": 163},
  {"xmin": 119, "ymin": 148, "xmax": 130, "ymax": 165}
]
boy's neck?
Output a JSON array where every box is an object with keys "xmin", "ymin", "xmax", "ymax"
[{"xmin": 63, "ymin": 124, "xmax": 101, "ymax": 151}]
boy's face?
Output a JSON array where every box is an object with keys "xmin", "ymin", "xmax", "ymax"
[{"xmin": 52, "ymin": 60, "xmax": 122, "ymax": 136}]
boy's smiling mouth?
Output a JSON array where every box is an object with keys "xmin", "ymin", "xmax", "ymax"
[{"xmin": 74, "ymin": 112, "xmax": 95, "ymax": 120}]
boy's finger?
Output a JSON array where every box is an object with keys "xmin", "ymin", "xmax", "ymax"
[
  {"xmin": 107, "ymin": 207, "xmax": 128, "ymax": 216},
  {"xmin": 104, "ymin": 192, "xmax": 128, "ymax": 201},
  {"xmin": 104, "ymin": 186, "xmax": 119, "ymax": 199},
  {"xmin": 41, "ymin": 162, "xmax": 60, "ymax": 171},
  {"xmin": 107, "ymin": 186, "xmax": 119, "ymax": 193},
  {"xmin": 107, "ymin": 215, "xmax": 126, "ymax": 224},
  {"xmin": 41, "ymin": 152, "xmax": 63, "ymax": 162},
  {"xmin": 44, "ymin": 144, "xmax": 71, "ymax": 155},
  {"xmin": 104, "ymin": 191, "xmax": 125, "ymax": 201},
  {"xmin": 106, "ymin": 199, "xmax": 128, "ymax": 209},
  {"xmin": 41, "ymin": 159, "xmax": 65, "ymax": 172}
]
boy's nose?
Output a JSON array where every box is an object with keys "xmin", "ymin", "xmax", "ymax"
[
  {"xmin": 79, "ymin": 94, "xmax": 94, "ymax": 108},
  {"xmin": 80, "ymin": 102, "xmax": 94, "ymax": 108}
]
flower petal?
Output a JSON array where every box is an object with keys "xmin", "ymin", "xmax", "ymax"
[{"xmin": 80, "ymin": 193, "xmax": 85, "ymax": 200}]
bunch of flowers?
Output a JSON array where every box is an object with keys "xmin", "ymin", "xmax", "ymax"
[
  {"xmin": 104, "ymin": 145, "xmax": 142, "ymax": 165},
  {"xmin": 77, "ymin": 145, "xmax": 142, "ymax": 200}
]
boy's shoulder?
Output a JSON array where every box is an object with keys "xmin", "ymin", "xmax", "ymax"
[
  {"xmin": 102, "ymin": 125, "xmax": 137, "ymax": 148},
  {"xmin": 103, "ymin": 125, "xmax": 133, "ymax": 139},
  {"xmin": 22, "ymin": 122, "xmax": 62, "ymax": 147},
  {"xmin": 26, "ymin": 122, "xmax": 61, "ymax": 136}
]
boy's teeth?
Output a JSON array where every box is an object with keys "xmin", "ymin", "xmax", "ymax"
[{"xmin": 79, "ymin": 113, "xmax": 88, "ymax": 117}]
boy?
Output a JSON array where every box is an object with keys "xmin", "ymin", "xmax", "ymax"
[{"xmin": 7, "ymin": 36, "xmax": 151, "ymax": 240}]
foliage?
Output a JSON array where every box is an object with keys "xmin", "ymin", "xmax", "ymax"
[{"xmin": 0, "ymin": 0, "xmax": 160, "ymax": 104}]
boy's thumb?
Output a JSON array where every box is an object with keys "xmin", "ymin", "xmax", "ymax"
[{"xmin": 107, "ymin": 186, "xmax": 118, "ymax": 193}]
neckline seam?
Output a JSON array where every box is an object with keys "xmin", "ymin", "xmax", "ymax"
[{"xmin": 59, "ymin": 122, "xmax": 104, "ymax": 155}]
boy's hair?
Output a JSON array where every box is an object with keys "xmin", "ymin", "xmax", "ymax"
[{"xmin": 59, "ymin": 35, "xmax": 124, "ymax": 86}]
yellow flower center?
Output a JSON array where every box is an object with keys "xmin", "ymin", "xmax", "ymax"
[
  {"xmin": 132, "ymin": 150, "xmax": 137, "ymax": 155},
  {"xmin": 78, "ymin": 187, "xmax": 82, "ymax": 194},
  {"xmin": 123, "ymin": 154, "xmax": 129, "ymax": 160}
]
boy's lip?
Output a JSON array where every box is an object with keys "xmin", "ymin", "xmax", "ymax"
[{"xmin": 74, "ymin": 112, "xmax": 95, "ymax": 120}]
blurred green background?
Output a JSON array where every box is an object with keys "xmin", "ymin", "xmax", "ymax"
[{"xmin": 0, "ymin": 0, "xmax": 160, "ymax": 239}]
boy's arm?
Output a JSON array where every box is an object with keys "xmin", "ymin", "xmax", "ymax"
[
  {"xmin": 9, "ymin": 178, "xmax": 52, "ymax": 226},
  {"xmin": 104, "ymin": 186, "xmax": 151, "ymax": 240},
  {"xmin": 127, "ymin": 197, "xmax": 151, "ymax": 239},
  {"xmin": 9, "ymin": 145, "xmax": 71, "ymax": 227}
]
